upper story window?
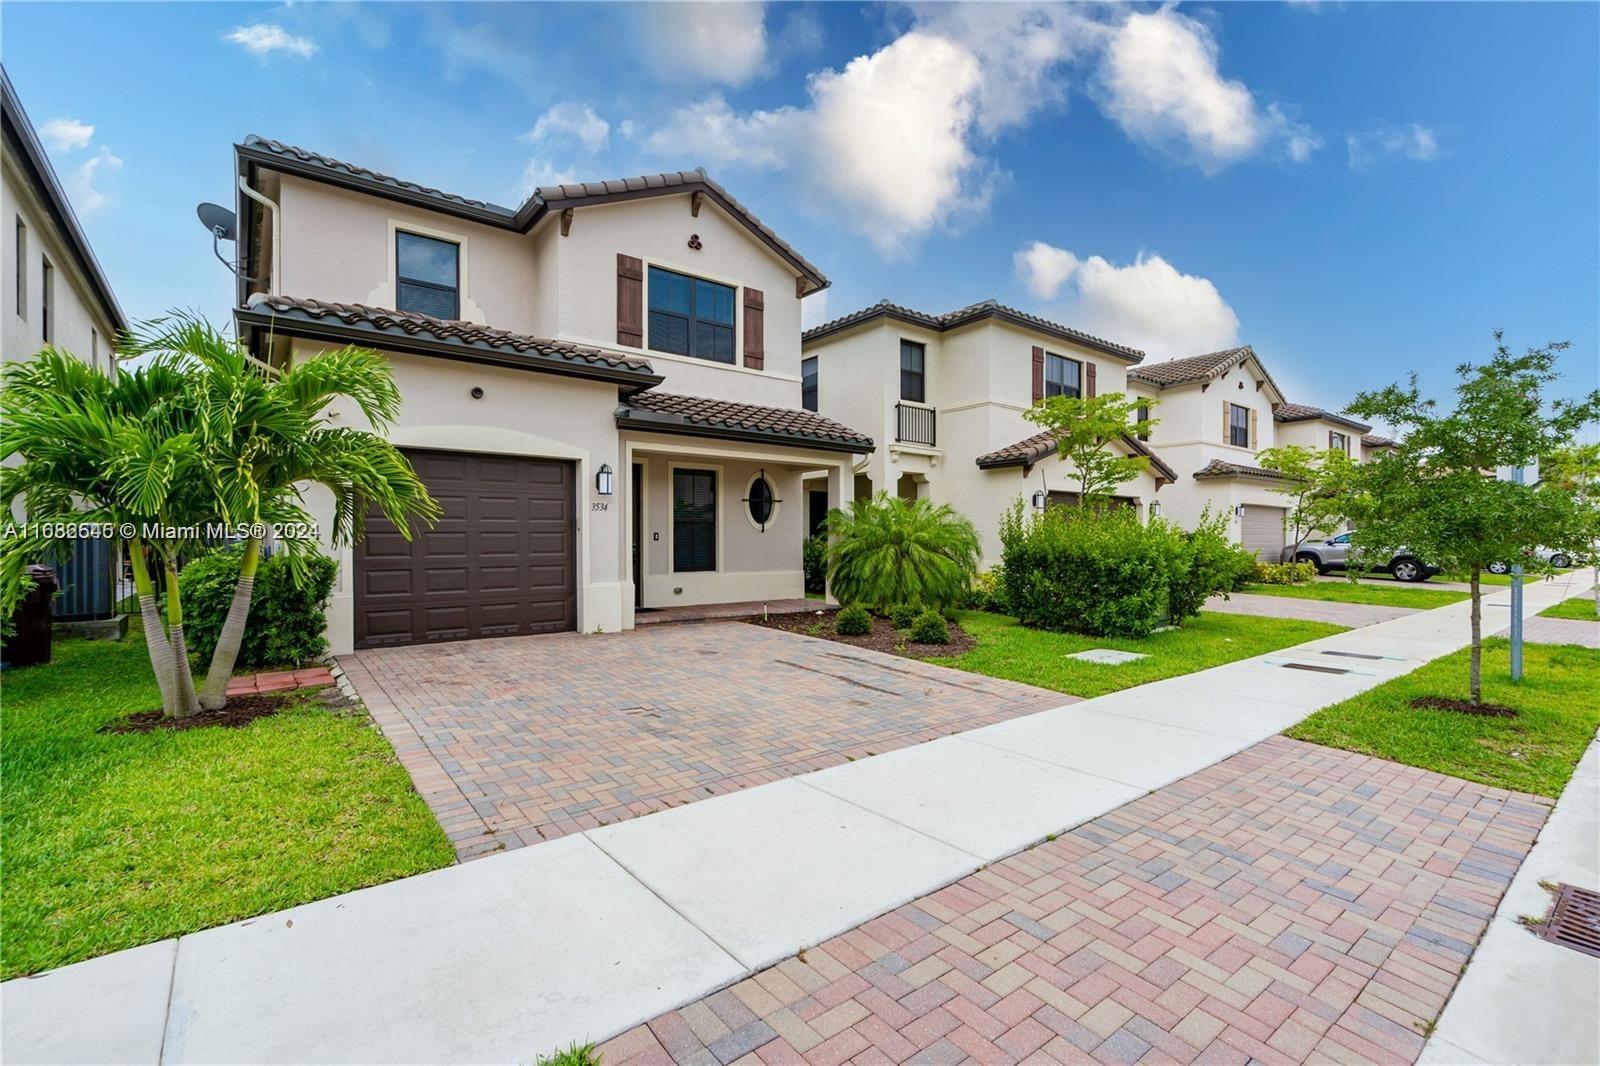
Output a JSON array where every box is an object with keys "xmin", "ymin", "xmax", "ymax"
[
  {"xmin": 802, "ymin": 356, "xmax": 818, "ymax": 412},
  {"xmin": 900, "ymin": 340, "xmax": 925, "ymax": 403},
  {"xmin": 1229, "ymin": 403, "xmax": 1250, "ymax": 448},
  {"xmin": 40, "ymin": 257, "xmax": 53, "ymax": 343},
  {"xmin": 649, "ymin": 266, "xmax": 735, "ymax": 363},
  {"xmin": 1135, "ymin": 403, "xmax": 1151, "ymax": 442},
  {"xmin": 1046, "ymin": 353, "xmax": 1082, "ymax": 399},
  {"xmin": 14, "ymin": 217, "xmax": 25, "ymax": 319},
  {"xmin": 1329, "ymin": 431, "xmax": 1349, "ymax": 454},
  {"xmin": 396, "ymin": 231, "xmax": 460, "ymax": 319}
]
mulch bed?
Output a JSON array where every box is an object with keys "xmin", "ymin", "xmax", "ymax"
[
  {"xmin": 100, "ymin": 685, "xmax": 347, "ymax": 734},
  {"xmin": 751, "ymin": 611, "xmax": 976, "ymax": 659},
  {"xmin": 1411, "ymin": 695, "xmax": 1520, "ymax": 719}
]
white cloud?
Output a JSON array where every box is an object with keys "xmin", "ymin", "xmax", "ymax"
[
  {"xmin": 1016, "ymin": 242, "xmax": 1240, "ymax": 359},
  {"xmin": 633, "ymin": 3, "xmax": 768, "ymax": 87},
  {"xmin": 1014, "ymin": 241, "xmax": 1080, "ymax": 301},
  {"xmin": 67, "ymin": 146, "xmax": 123, "ymax": 216},
  {"xmin": 801, "ymin": 290, "xmax": 829, "ymax": 331},
  {"xmin": 225, "ymin": 23, "xmax": 319, "ymax": 59},
  {"xmin": 519, "ymin": 158, "xmax": 580, "ymax": 197},
  {"xmin": 1094, "ymin": 7, "xmax": 1316, "ymax": 172},
  {"xmin": 1346, "ymin": 123, "xmax": 1439, "ymax": 171},
  {"xmin": 521, "ymin": 102, "xmax": 610, "ymax": 154},
  {"xmin": 647, "ymin": 31, "xmax": 991, "ymax": 256},
  {"xmin": 40, "ymin": 118, "xmax": 94, "ymax": 152}
]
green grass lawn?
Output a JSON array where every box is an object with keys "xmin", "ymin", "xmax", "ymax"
[
  {"xmin": 1287, "ymin": 638, "xmax": 1600, "ymax": 797},
  {"xmin": 1540, "ymin": 593, "xmax": 1600, "ymax": 621},
  {"xmin": 1241, "ymin": 582, "xmax": 1469, "ymax": 609},
  {"xmin": 930, "ymin": 611, "xmax": 1346, "ymax": 699},
  {"xmin": 1, "ymin": 633, "xmax": 454, "ymax": 979}
]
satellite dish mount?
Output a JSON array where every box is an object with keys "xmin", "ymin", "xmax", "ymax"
[{"xmin": 196, "ymin": 202, "xmax": 262, "ymax": 282}]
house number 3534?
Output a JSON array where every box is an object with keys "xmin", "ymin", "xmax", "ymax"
[{"xmin": 590, "ymin": 501, "xmax": 608, "ymax": 512}]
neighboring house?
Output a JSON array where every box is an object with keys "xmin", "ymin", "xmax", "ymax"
[
  {"xmin": 1, "ymin": 67, "xmax": 123, "ymax": 373},
  {"xmin": 1360, "ymin": 432, "xmax": 1398, "ymax": 462},
  {"xmin": 800, "ymin": 299, "xmax": 1177, "ymax": 563},
  {"xmin": 230, "ymin": 136, "xmax": 872, "ymax": 652},
  {"xmin": 1126, "ymin": 347, "xmax": 1382, "ymax": 560}
]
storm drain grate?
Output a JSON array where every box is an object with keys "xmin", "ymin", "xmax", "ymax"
[
  {"xmin": 1321, "ymin": 650, "xmax": 1386, "ymax": 660},
  {"xmin": 1539, "ymin": 884, "xmax": 1600, "ymax": 958},
  {"xmin": 1280, "ymin": 662, "xmax": 1351, "ymax": 675}
]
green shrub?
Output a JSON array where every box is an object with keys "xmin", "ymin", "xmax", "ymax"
[
  {"xmin": 998, "ymin": 503, "xmax": 1245, "ymax": 637},
  {"xmin": 1168, "ymin": 510, "xmax": 1258, "ymax": 618},
  {"xmin": 179, "ymin": 547, "xmax": 337, "ymax": 669},
  {"xmin": 960, "ymin": 567, "xmax": 1009, "ymax": 613},
  {"xmin": 909, "ymin": 608, "xmax": 950, "ymax": 644},
  {"xmin": 888, "ymin": 602, "xmax": 922, "ymax": 630},
  {"xmin": 834, "ymin": 603, "xmax": 872, "ymax": 636},
  {"xmin": 803, "ymin": 534, "xmax": 827, "ymax": 594},
  {"xmin": 825, "ymin": 493, "xmax": 980, "ymax": 612},
  {"xmin": 1252, "ymin": 560, "xmax": 1319, "ymax": 585}
]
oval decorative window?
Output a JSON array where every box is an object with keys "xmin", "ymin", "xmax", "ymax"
[{"xmin": 747, "ymin": 476, "xmax": 775, "ymax": 528}]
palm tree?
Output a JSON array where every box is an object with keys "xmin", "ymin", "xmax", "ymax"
[
  {"xmin": 823, "ymin": 493, "xmax": 981, "ymax": 612},
  {"xmin": 1, "ymin": 349, "xmax": 206, "ymax": 715},
  {"xmin": 125, "ymin": 317, "xmax": 438, "ymax": 710}
]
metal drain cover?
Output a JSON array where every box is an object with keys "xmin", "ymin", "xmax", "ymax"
[
  {"xmin": 1280, "ymin": 662, "xmax": 1351, "ymax": 675},
  {"xmin": 1539, "ymin": 883, "xmax": 1600, "ymax": 958},
  {"xmin": 1321, "ymin": 650, "xmax": 1386, "ymax": 661}
]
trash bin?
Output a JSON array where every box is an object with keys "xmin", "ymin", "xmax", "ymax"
[{"xmin": 3, "ymin": 565, "xmax": 56, "ymax": 667}]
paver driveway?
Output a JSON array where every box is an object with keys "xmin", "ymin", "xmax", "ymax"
[
  {"xmin": 340, "ymin": 623, "xmax": 1068, "ymax": 859},
  {"xmin": 600, "ymin": 736, "xmax": 1551, "ymax": 1066}
]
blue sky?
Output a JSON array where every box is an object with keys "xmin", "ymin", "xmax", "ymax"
[{"xmin": 5, "ymin": 2, "xmax": 1597, "ymax": 419}]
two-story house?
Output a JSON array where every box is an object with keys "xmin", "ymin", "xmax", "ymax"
[
  {"xmin": 228, "ymin": 137, "xmax": 873, "ymax": 652},
  {"xmin": 799, "ymin": 299, "xmax": 1177, "ymax": 563},
  {"xmin": 1126, "ymin": 347, "xmax": 1380, "ymax": 560}
]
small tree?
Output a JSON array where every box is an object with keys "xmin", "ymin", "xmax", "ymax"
[
  {"xmin": 1346, "ymin": 333, "xmax": 1600, "ymax": 703},
  {"xmin": 1255, "ymin": 444, "xmax": 1359, "ymax": 555},
  {"xmin": 1024, "ymin": 393, "xmax": 1158, "ymax": 505}
]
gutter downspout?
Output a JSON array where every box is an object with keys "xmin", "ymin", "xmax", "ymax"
[{"xmin": 237, "ymin": 175, "xmax": 280, "ymax": 296}]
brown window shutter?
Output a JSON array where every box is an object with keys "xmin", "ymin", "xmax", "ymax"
[
  {"xmin": 1329, "ymin": 430, "xmax": 1335, "ymax": 450},
  {"xmin": 742, "ymin": 287, "xmax": 764, "ymax": 370},
  {"xmin": 1222, "ymin": 401, "xmax": 1230, "ymax": 442},
  {"xmin": 1032, "ymin": 346, "xmax": 1045, "ymax": 403},
  {"xmin": 617, "ymin": 254, "xmax": 643, "ymax": 347},
  {"xmin": 1249, "ymin": 408, "xmax": 1259, "ymax": 449},
  {"xmin": 1085, "ymin": 361, "xmax": 1097, "ymax": 398}
]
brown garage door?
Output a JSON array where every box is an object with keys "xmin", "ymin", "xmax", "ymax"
[
  {"xmin": 354, "ymin": 449, "xmax": 576, "ymax": 648},
  {"xmin": 1240, "ymin": 504, "xmax": 1287, "ymax": 561}
]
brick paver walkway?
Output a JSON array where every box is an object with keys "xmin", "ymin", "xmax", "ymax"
[
  {"xmin": 339, "ymin": 624, "xmax": 1067, "ymax": 859},
  {"xmin": 1493, "ymin": 614, "xmax": 1599, "ymax": 649},
  {"xmin": 601, "ymin": 736, "xmax": 1550, "ymax": 1066},
  {"xmin": 1204, "ymin": 593, "xmax": 1415, "ymax": 628}
]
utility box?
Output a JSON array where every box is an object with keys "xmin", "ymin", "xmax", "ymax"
[{"xmin": 3, "ymin": 565, "xmax": 57, "ymax": 668}]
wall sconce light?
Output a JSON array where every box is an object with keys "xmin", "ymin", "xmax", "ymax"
[
  {"xmin": 596, "ymin": 463, "xmax": 614, "ymax": 496},
  {"xmin": 1148, "ymin": 501, "xmax": 1161, "ymax": 518},
  {"xmin": 1031, "ymin": 489, "xmax": 1048, "ymax": 510},
  {"xmin": 1234, "ymin": 503, "xmax": 1246, "ymax": 517}
]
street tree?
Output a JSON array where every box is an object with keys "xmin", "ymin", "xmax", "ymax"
[{"xmin": 1024, "ymin": 393, "xmax": 1159, "ymax": 505}]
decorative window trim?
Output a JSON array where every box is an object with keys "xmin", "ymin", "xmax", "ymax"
[
  {"xmin": 742, "ymin": 470, "xmax": 782, "ymax": 532},
  {"xmin": 385, "ymin": 218, "xmax": 471, "ymax": 318},
  {"xmin": 1045, "ymin": 352, "xmax": 1082, "ymax": 399}
]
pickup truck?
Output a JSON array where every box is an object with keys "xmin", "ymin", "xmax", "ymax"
[{"xmin": 1284, "ymin": 531, "xmax": 1441, "ymax": 583}]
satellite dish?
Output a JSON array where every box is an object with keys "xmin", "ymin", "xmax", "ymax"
[{"xmin": 196, "ymin": 202, "xmax": 236, "ymax": 241}]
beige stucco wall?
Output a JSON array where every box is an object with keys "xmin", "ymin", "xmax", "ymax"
[
  {"xmin": 275, "ymin": 176, "xmax": 542, "ymax": 334},
  {"xmin": 539, "ymin": 193, "xmax": 804, "ymax": 408},
  {"xmin": 293, "ymin": 340, "xmax": 628, "ymax": 652},
  {"xmin": 2, "ymin": 156, "xmax": 118, "ymax": 372}
]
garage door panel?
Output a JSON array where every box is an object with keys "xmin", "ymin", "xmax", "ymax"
[
  {"xmin": 354, "ymin": 449, "xmax": 576, "ymax": 648},
  {"xmin": 1241, "ymin": 505, "xmax": 1286, "ymax": 561}
]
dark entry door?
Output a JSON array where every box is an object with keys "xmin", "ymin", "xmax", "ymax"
[{"xmin": 353, "ymin": 449, "xmax": 576, "ymax": 647}]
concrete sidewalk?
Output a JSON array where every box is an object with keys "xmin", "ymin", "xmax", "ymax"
[
  {"xmin": 1418, "ymin": 736, "xmax": 1599, "ymax": 1066},
  {"xmin": 2, "ymin": 572, "xmax": 1587, "ymax": 1064}
]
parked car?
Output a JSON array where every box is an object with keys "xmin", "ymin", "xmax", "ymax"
[
  {"xmin": 1285, "ymin": 531, "xmax": 1441, "ymax": 582},
  {"xmin": 1487, "ymin": 546, "xmax": 1584, "ymax": 574}
]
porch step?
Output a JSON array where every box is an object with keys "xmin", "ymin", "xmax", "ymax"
[{"xmin": 633, "ymin": 598, "xmax": 829, "ymax": 626}]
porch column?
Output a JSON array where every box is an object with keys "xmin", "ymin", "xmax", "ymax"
[{"xmin": 824, "ymin": 459, "xmax": 847, "ymax": 605}]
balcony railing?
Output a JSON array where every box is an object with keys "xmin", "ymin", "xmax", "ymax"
[{"xmin": 895, "ymin": 403, "xmax": 936, "ymax": 447}]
